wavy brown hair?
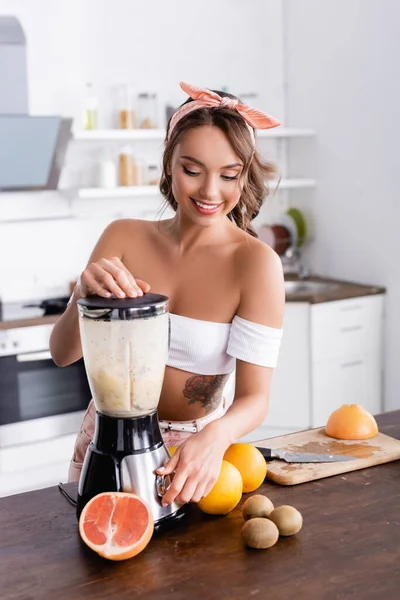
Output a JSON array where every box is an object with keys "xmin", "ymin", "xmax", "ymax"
[{"xmin": 159, "ymin": 90, "xmax": 278, "ymax": 237}]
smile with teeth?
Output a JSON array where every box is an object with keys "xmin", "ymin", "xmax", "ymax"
[{"xmin": 190, "ymin": 197, "xmax": 221, "ymax": 211}]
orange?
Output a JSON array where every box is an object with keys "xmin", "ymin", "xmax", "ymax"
[
  {"xmin": 223, "ymin": 443, "xmax": 267, "ymax": 493},
  {"xmin": 197, "ymin": 460, "xmax": 243, "ymax": 515},
  {"xmin": 325, "ymin": 404, "xmax": 378, "ymax": 440},
  {"xmin": 79, "ymin": 492, "xmax": 154, "ymax": 561}
]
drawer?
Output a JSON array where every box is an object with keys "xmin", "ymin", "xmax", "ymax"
[
  {"xmin": 311, "ymin": 295, "xmax": 383, "ymax": 362},
  {"xmin": 0, "ymin": 460, "xmax": 70, "ymax": 497},
  {"xmin": 311, "ymin": 353, "xmax": 382, "ymax": 427},
  {"xmin": 0, "ymin": 433, "xmax": 76, "ymax": 474}
]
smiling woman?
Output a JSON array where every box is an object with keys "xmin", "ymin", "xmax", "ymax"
[
  {"xmin": 49, "ymin": 80, "xmax": 285, "ymax": 506},
  {"xmin": 160, "ymin": 83, "xmax": 279, "ymax": 237}
]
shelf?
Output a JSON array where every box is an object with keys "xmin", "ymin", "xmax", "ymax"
[
  {"xmin": 76, "ymin": 186, "xmax": 161, "ymax": 199},
  {"xmin": 73, "ymin": 129, "xmax": 166, "ymax": 141},
  {"xmin": 257, "ymin": 128, "xmax": 315, "ymax": 139},
  {"xmin": 275, "ymin": 178, "xmax": 316, "ymax": 190},
  {"xmin": 72, "ymin": 127, "xmax": 315, "ymax": 142},
  {"xmin": 74, "ymin": 179, "xmax": 316, "ymax": 200}
]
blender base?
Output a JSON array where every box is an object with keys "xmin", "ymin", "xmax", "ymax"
[
  {"xmin": 76, "ymin": 411, "xmax": 186, "ymax": 529},
  {"xmin": 153, "ymin": 506, "xmax": 187, "ymax": 533}
]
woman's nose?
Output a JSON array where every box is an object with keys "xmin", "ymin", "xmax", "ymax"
[{"xmin": 198, "ymin": 174, "xmax": 220, "ymax": 201}]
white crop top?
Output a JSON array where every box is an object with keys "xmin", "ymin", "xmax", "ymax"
[{"xmin": 167, "ymin": 313, "xmax": 283, "ymax": 376}]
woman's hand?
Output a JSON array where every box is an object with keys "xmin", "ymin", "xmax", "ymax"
[
  {"xmin": 79, "ymin": 256, "xmax": 150, "ymax": 298},
  {"xmin": 156, "ymin": 420, "xmax": 232, "ymax": 506}
]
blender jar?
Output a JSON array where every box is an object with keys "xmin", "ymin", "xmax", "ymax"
[{"xmin": 77, "ymin": 294, "xmax": 169, "ymax": 418}]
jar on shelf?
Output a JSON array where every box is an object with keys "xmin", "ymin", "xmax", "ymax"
[
  {"xmin": 119, "ymin": 146, "xmax": 136, "ymax": 186},
  {"xmin": 165, "ymin": 102, "xmax": 177, "ymax": 126},
  {"xmin": 134, "ymin": 160, "xmax": 145, "ymax": 186},
  {"xmin": 146, "ymin": 161, "xmax": 161, "ymax": 186},
  {"xmin": 137, "ymin": 92, "xmax": 158, "ymax": 129},
  {"xmin": 95, "ymin": 150, "xmax": 117, "ymax": 188},
  {"xmin": 117, "ymin": 84, "xmax": 136, "ymax": 129},
  {"xmin": 83, "ymin": 83, "xmax": 98, "ymax": 130}
]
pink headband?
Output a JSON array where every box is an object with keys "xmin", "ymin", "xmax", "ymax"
[{"xmin": 166, "ymin": 81, "xmax": 281, "ymax": 145}]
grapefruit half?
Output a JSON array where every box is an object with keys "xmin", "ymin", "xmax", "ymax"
[{"xmin": 79, "ymin": 492, "xmax": 154, "ymax": 561}]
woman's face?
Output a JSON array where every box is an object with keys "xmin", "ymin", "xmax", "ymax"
[{"xmin": 169, "ymin": 125, "xmax": 243, "ymax": 226}]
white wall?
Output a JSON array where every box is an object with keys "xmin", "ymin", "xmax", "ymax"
[
  {"xmin": 284, "ymin": 0, "xmax": 400, "ymax": 410},
  {"xmin": 0, "ymin": 0, "xmax": 286, "ymax": 299},
  {"xmin": 0, "ymin": 0, "xmax": 285, "ymax": 123}
]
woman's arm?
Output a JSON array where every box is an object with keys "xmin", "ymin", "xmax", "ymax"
[
  {"xmin": 49, "ymin": 282, "xmax": 85, "ymax": 367},
  {"xmin": 159, "ymin": 242, "xmax": 285, "ymax": 505},
  {"xmin": 49, "ymin": 219, "xmax": 150, "ymax": 367},
  {"xmin": 212, "ymin": 242, "xmax": 285, "ymax": 441}
]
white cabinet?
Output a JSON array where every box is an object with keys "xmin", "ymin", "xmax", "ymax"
[
  {"xmin": 0, "ymin": 433, "xmax": 76, "ymax": 497},
  {"xmin": 266, "ymin": 303, "xmax": 311, "ymax": 430},
  {"xmin": 261, "ymin": 294, "xmax": 384, "ymax": 438}
]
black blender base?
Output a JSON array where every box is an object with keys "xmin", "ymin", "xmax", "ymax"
[
  {"xmin": 153, "ymin": 506, "xmax": 187, "ymax": 533},
  {"xmin": 76, "ymin": 446, "xmax": 119, "ymax": 519}
]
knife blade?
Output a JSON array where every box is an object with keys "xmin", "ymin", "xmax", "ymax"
[{"xmin": 256, "ymin": 446, "xmax": 357, "ymax": 463}]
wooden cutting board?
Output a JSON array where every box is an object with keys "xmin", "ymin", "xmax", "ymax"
[{"xmin": 255, "ymin": 427, "xmax": 400, "ymax": 485}]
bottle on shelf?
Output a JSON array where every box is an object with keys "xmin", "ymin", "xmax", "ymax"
[
  {"xmin": 83, "ymin": 83, "xmax": 98, "ymax": 130},
  {"xmin": 119, "ymin": 146, "xmax": 136, "ymax": 186},
  {"xmin": 95, "ymin": 150, "xmax": 117, "ymax": 189},
  {"xmin": 117, "ymin": 83, "xmax": 136, "ymax": 129},
  {"xmin": 134, "ymin": 159, "xmax": 145, "ymax": 186}
]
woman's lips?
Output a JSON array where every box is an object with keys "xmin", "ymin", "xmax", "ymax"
[{"xmin": 190, "ymin": 197, "xmax": 222, "ymax": 215}]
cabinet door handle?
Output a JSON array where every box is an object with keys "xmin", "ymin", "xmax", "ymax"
[
  {"xmin": 339, "ymin": 325, "xmax": 363, "ymax": 333},
  {"xmin": 340, "ymin": 359, "xmax": 364, "ymax": 368},
  {"xmin": 339, "ymin": 304, "xmax": 363, "ymax": 312}
]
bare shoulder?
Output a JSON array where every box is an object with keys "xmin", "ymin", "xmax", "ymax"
[
  {"xmin": 234, "ymin": 234, "xmax": 285, "ymax": 328},
  {"xmin": 234, "ymin": 234, "xmax": 283, "ymax": 284},
  {"xmin": 102, "ymin": 218, "xmax": 153, "ymax": 238},
  {"xmin": 99, "ymin": 218, "xmax": 159, "ymax": 245},
  {"xmin": 87, "ymin": 219, "xmax": 154, "ymax": 263}
]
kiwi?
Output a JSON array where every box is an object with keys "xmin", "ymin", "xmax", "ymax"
[
  {"xmin": 242, "ymin": 495, "xmax": 274, "ymax": 521},
  {"xmin": 268, "ymin": 505, "xmax": 303, "ymax": 536},
  {"xmin": 241, "ymin": 517, "xmax": 279, "ymax": 549}
]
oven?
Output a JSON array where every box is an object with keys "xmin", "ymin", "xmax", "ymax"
[{"xmin": 0, "ymin": 323, "xmax": 91, "ymax": 448}]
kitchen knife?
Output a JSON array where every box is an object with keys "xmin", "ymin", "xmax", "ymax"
[{"xmin": 256, "ymin": 446, "xmax": 357, "ymax": 463}]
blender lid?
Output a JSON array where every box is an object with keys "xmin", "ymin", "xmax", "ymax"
[{"xmin": 77, "ymin": 293, "xmax": 169, "ymax": 319}]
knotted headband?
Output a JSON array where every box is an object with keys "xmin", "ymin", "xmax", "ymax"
[{"xmin": 166, "ymin": 81, "xmax": 281, "ymax": 145}]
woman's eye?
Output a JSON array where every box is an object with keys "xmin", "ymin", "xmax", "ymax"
[
  {"xmin": 221, "ymin": 175, "xmax": 238, "ymax": 181},
  {"xmin": 183, "ymin": 166, "xmax": 200, "ymax": 176}
]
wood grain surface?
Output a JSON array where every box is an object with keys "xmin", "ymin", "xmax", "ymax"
[
  {"xmin": 1, "ymin": 412, "xmax": 400, "ymax": 600},
  {"xmin": 257, "ymin": 427, "xmax": 400, "ymax": 485}
]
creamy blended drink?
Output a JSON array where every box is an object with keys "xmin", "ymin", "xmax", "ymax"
[{"xmin": 77, "ymin": 296, "xmax": 169, "ymax": 418}]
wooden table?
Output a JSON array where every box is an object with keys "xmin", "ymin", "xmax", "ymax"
[{"xmin": 1, "ymin": 411, "xmax": 400, "ymax": 600}]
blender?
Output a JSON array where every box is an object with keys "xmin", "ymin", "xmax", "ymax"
[{"xmin": 75, "ymin": 293, "xmax": 185, "ymax": 530}]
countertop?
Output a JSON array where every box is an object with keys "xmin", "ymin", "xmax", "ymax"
[
  {"xmin": 1, "ymin": 411, "xmax": 400, "ymax": 600},
  {"xmin": 0, "ymin": 313, "xmax": 59, "ymax": 331},
  {"xmin": 284, "ymin": 273, "xmax": 385, "ymax": 304}
]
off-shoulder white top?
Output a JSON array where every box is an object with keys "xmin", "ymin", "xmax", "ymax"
[{"xmin": 167, "ymin": 313, "xmax": 283, "ymax": 376}]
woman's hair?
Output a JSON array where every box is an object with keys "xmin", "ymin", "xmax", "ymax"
[{"xmin": 159, "ymin": 90, "xmax": 278, "ymax": 237}]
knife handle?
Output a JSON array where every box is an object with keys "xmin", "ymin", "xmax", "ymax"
[{"xmin": 256, "ymin": 447, "xmax": 273, "ymax": 461}]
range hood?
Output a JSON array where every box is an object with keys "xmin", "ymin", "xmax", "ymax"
[{"xmin": 0, "ymin": 16, "xmax": 71, "ymax": 191}]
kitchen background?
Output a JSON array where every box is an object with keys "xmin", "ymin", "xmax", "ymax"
[{"xmin": 0, "ymin": 0, "xmax": 399, "ymax": 494}]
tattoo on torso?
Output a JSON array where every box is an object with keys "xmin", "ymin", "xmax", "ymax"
[{"xmin": 183, "ymin": 374, "xmax": 230, "ymax": 414}]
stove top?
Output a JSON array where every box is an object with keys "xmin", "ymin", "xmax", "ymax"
[{"xmin": 0, "ymin": 296, "xmax": 70, "ymax": 323}]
